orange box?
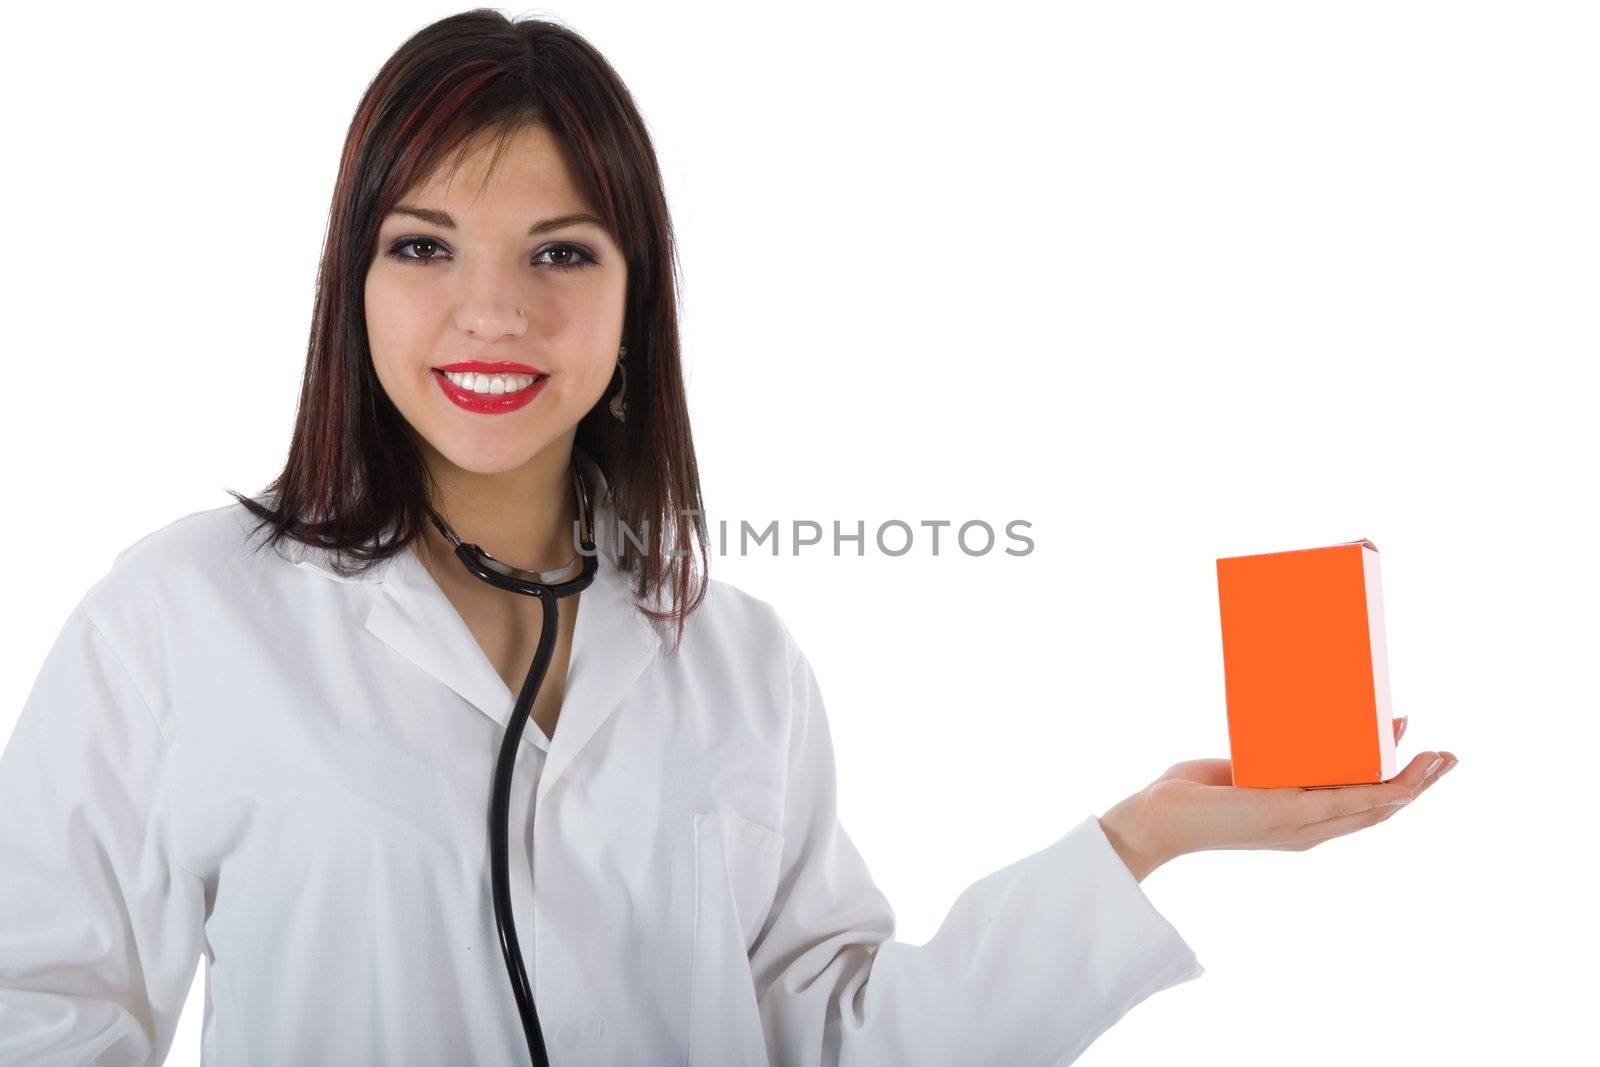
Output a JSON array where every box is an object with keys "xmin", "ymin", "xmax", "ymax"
[{"xmin": 1215, "ymin": 539, "xmax": 1396, "ymax": 788}]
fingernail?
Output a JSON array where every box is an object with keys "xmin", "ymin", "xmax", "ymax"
[
  {"xmin": 1438, "ymin": 757, "xmax": 1458, "ymax": 776},
  {"xmin": 1424, "ymin": 757, "xmax": 1443, "ymax": 777}
]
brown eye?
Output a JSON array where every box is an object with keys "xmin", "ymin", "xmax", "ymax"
[
  {"xmin": 386, "ymin": 237, "xmax": 450, "ymax": 265},
  {"xmin": 536, "ymin": 243, "xmax": 597, "ymax": 272}
]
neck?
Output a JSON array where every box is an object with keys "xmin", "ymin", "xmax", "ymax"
[{"xmin": 419, "ymin": 439, "xmax": 582, "ymax": 579}]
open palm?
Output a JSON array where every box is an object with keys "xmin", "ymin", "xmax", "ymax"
[{"xmin": 1143, "ymin": 716, "xmax": 1457, "ymax": 855}]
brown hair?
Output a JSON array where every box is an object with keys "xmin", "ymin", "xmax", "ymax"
[{"xmin": 229, "ymin": 8, "xmax": 707, "ymax": 652}]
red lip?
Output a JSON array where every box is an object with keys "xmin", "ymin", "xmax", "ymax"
[
  {"xmin": 433, "ymin": 369, "xmax": 548, "ymax": 414},
  {"xmin": 435, "ymin": 360, "xmax": 546, "ymax": 375}
]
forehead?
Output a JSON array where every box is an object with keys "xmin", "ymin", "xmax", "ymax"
[{"xmin": 401, "ymin": 124, "xmax": 588, "ymax": 218}]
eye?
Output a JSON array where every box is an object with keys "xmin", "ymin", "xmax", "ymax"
[
  {"xmin": 535, "ymin": 243, "xmax": 597, "ymax": 272},
  {"xmin": 384, "ymin": 237, "xmax": 450, "ymax": 265}
]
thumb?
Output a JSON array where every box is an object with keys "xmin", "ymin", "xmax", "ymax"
[{"xmin": 1394, "ymin": 715, "xmax": 1408, "ymax": 744}]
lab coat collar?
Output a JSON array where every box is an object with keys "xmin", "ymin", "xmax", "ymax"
[{"xmin": 284, "ymin": 446, "xmax": 665, "ymax": 801}]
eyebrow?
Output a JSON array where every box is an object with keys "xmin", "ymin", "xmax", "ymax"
[{"xmin": 387, "ymin": 204, "xmax": 604, "ymax": 236}]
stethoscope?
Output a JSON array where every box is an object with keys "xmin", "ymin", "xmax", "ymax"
[{"xmin": 425, "ymin": 461, "xmax": 597, "ymax": 1067}]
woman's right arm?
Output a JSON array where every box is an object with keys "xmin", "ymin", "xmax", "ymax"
[
  {"xmin": 0, "ymin": 606, "xmax": 206, "ymax": 1066},
  {"xmin": 744, "ymin": 638, "xmax": 1205, "ymax": 1066}
]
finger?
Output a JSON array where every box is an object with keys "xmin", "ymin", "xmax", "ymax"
[
  {"xmin": 1300, "ymin": 750, "xmax": 1458, "ymax": 831},
  {"xmin": 1286, "ymin": 756, "xmax": 1457, "ymax": 849},
  {"xmin": 1284, "ymin": 752, "xmax": 1444, "ymax": 825},
  {"xmin": 1393, "ymin": 716, "xmax": 1408, "ymax": 744}
]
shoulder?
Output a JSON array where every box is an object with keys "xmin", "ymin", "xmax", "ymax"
[
  {"xmin": 78, "ymin": 499, "xmax": 272, "ymax": 645},
  {"xmin": 94, "ymin": 500, "xmax": 258, "ymax": 588},
  {"xmin": 680, "ymin": 573, "xmax": 802, "ymax": 677},
  {"xmin": 107, "ymin": 500, "xmax": 258, "ymax": 572},
  {"xmin": 26, "ymin": 500, "xmax": 271, "ymax": 723}
]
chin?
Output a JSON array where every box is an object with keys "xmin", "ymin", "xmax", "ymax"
[{"xmin": 428, "ymin": 426, "xmax": 566, "ymax": 476}]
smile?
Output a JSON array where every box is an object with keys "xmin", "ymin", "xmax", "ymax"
[{"xmin": 433, "ymin": 369, "xmax": 549, "ymax": 414}]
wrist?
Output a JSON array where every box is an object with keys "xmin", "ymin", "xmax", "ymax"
[{"xmin": 1098, "ymin": 791, "xmax": 1173, "ymax": 883}]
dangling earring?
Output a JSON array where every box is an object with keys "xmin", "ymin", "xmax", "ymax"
[{"xmin": 609, "ymin": 345, "xmax": 628, "ymax": 423}]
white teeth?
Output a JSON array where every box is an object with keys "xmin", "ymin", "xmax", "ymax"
[{"xmin": 442, "ymin": 371, "xmax": 540, "ymax": 394}]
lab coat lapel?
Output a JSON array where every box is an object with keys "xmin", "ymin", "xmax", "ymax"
[
  {"xmin": 357, "ymin": 448, "xmax": 664, "ymax": 797},
  {"xmin": 538, "ymin": 524, "xmax": 660, "ymax": 801},
  {"xmin": 273, "ymin": 512, "xmax": 520, "ymax": 733},
  {"xmin": 538, "ymin": 447, "xmax": 664, "ymax": 798},
  {"xmin": 363, "ymin": 542, "xmax": 527, "ymax": 741}
]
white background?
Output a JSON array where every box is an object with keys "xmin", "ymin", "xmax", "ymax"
[{"xmin": 3, "ymin": 1, "xmax": 1596, "ymax": 1063}]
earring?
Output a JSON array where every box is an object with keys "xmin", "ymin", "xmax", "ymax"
[{"xmin": 609, "ymin": 345, "xmax": 628, "ymax": 423}]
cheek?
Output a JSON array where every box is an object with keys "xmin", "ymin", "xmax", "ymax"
[
  {"xmin": 585, "ymin": 281, "xmax": 629, "ymax": 378},
  {"xmin": 581, "ymin": 348, "xmax": 621, "ymax": 407},
  {"xmin": 549, "ymin": 287, "xmax": 626, "ymax": 402},
  {"xmin": 362, "ymin": 276, "xmax": 444, "ymax": 425},
  {"xmin": 543, "ymin": 356, "xmax": 614, "ymax": 419},
  {"xmin": 364, "ymin": 274, "xmax": 436, "ymax": 367}
]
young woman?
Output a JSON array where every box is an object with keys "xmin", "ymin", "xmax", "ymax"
[{"xmin": 0, "ymin": 11, "xmax": 1456, "ymax": 1066}]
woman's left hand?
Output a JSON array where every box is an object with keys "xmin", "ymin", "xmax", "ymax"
[{"xmin": 1099, "ymin": 716, "xmax": 1458, "ymax": 881}]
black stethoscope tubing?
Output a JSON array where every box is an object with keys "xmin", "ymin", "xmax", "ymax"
[{"xmin": 426, "ymin": 462, "xmax": 598, "ymax": 1067}]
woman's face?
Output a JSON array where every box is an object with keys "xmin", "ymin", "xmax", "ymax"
[{"xmin": 364, "ymin": 123, "xmax": 627, "ymax": 477}]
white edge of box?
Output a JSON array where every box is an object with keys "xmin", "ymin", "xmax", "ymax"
[{"xmin": 1363, "ymin": 544, "xmax": 1397, "ymax": 780}]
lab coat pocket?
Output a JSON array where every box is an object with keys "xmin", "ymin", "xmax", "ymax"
[
  {"xmin": 687, "ymin": 811, "xmax": 785, "ymax": 1064},
  {"xmin": 693, "ymin": 811, "xmax": 784, "ymax": 949}
]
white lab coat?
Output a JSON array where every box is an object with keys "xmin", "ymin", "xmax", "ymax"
[{"xmin": 0, "ymin": 449, "xmax": 1204, "ymax": 1066}]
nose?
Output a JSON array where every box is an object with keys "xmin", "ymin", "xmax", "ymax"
[
  {"xmin": 453, "ymin": 263, "xmax": 531, "ymax": 341},
  {"xmin": 456, "ymin": 300, "xmax": 528, "ymax": 342}
]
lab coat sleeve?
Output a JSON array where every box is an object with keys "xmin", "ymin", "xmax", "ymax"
[
  {"xmin": 750, "ymin": 647, "xmax": 1205, "ymax": 1066},
  {"xmin": 0, "ymin": 606, "xmax": 206, "ymax": 1067}
]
